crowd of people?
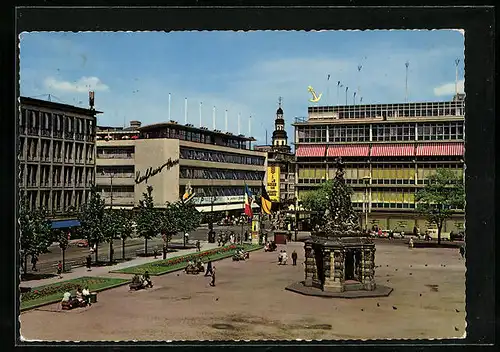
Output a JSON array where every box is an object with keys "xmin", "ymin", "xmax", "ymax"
[{"xmin": 61, "ymin": 285, "xmax": 92, "ymax": 309}]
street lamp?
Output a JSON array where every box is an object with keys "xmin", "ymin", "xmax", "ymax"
[
  {"xmin": 362, "ymin": 175, "xmax": 372, "ymax": 231},
  {"xmin": 101, "ymin": 169, "xmax": 115, "ymax": 209}
]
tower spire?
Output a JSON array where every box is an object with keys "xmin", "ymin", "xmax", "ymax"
[{"xmin": 278, "ymin": 96, "xmax": 282, "ymax": 108}]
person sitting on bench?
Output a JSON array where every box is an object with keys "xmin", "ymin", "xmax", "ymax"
[
  {"xmin": 142, "ymin": 271, "xmax": 153, "ymax": 288},
  {"xmin": 130, "ymin": 274, "xmax": 144, "ymax": 289},
  {"xmin": 61, "ymin": 291, "xmax": 72, "ymax": 309},
  {"xmin": 74, "ymin": 286, "xmax": 86, "ymax": 307}
]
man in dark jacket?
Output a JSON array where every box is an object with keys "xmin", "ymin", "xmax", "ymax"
[
  {"xmin": 291, "ymin": 250, "xmax": 298, "ymax": 266},
  {"xmin": 205, "ymin": 259, "xmax": 214, "ymax": 277}
]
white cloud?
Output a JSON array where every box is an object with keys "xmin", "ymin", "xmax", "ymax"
[
  {"xmin": 433, "ymin": 79, "xmax": 464, "ymax": 96},
  {"xmin": 44, "ymin": 76, "xmax": 109, "ymax": 93}
]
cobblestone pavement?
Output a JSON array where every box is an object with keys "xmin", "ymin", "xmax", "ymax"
[{"xmin": 20, "ymin": 241, "xmax": 466, "ymax": 341}]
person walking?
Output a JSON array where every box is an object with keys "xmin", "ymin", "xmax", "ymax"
[
  {"xmin": 196, "ymin": 240, "xmax": 201, "ymax": 252},
  {"xmin": 31, "ymin": 254, "xmax": 38, "ymax": 271},
  {"xmin": 291, "ymin": 250, "xmax": 298, "ymax": 266},
  {"xmin": 86, "ymin": 254, "xmax": 92, "ymax": 271},
  {"xmin": 154, "ymin": 246, "xmax": 158, "ymax": 259},
  {"xmin": 57, "ymin": 260, "xmax": 63, "ymax": 278},
  {"xmin": 204, "ymin": 258, "xmax": 213, "ymax": 277},
  {"xmin": 459, "ymin": 244, "xmax": 465, "ymax": 259},
  {"xmin": 278, "ymin": 250, "xmax": 283, "ymax": 265},
  {"xmin": 209, "ymin": 266, "xmax": 216, "ymax": 287}
]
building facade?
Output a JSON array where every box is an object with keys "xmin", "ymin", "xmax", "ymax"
[
  {"xmin": 293, "ymin": 96, "xmax": 465, "ymax": 233},
  {"xmin": 18, "ymin": 97, "xmax": 99, "ymax": 217},
  {"xmin": 254, "ymin": 99, "xmax": 295, "ymax": 208},
  {"xmin": 96, "ymin": 120, "xmax": 267, "ymax": 216}
]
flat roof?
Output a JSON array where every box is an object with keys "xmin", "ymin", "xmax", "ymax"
[
  {"xmin": 139, "ymin": 121, "xmax": 256, "ymax": 141},
  {"xmin": 20, "ymin": 96, "xmax": 102, "ymax": 116}
]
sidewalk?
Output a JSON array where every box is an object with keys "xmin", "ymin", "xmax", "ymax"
[{"xmin": 20, "ymin": 241, "xmax": 220, "ymax": 288}]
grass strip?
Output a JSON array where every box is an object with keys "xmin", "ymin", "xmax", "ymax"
[
  {"xmin": 20, "ymin": 276, "xmax": 130, "ymax": 311},
  {"xmin": 111, "ymin": 244, "xmax": 263, "ymax": 276}
]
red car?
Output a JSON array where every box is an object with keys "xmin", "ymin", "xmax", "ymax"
[{"xmin": 76, "ymin": 239, "xmax": 88, "ymax": 248}]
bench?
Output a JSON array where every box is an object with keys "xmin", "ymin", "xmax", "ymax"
[{"xmin": 129, "ymin": 282, "xmax": 144, "ymax": 290}]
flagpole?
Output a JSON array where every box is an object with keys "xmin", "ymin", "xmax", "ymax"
[
  {"xmin": 199, "ymin": 102, "xmax": 202, "ymax": 128},
  {"xmin": 212, "ymin": 106, "xmax": 216, "ymax": 130},
  {"xmin": 184, "ymin": 97, "xmax": 188, "ymax": 124},
  {"xmin": 168, "ymin": 93, "xmax": 171, "ymax": 121},
  {"xmin": 225, "ymin": 109, "xmax": 228, "ymax": 132},
  {"xmin": 237, "ymin": 112, "xmax": 241, "ymax": 135}
]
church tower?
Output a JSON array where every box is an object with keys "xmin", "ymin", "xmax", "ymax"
[{"xmin": 272, "ymin": 97, "xmax": 290, "ymax": 152}]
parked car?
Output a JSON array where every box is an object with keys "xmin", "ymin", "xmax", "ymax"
[
  {"xmin": 392, "ymin": 231, "xmax": 405, "ymax": 239},
  {"xmin": 76, "ymin": 239, "xmax": 88, "ymax": 248},
  {"xmin": 450, "ymin": 231, "xmax": 465, "ymax": 241}
]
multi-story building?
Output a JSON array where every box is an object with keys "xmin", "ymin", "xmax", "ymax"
[
  {"xmin": 255, "ymin": 98, "xmax": 295, "ymax": 208},
  {"xmin": 18, "ymin": 97, "xmax": 99, "ymax": 219},
  {"xmin": 96, "ymin": 120, "xmax": 267, "ymax": 216},
  {"xmin": 293, "ymin": 95, "xmax": 465, "ymax": 233}
]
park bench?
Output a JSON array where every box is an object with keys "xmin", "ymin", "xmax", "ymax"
[{"xmin": 129, "ymin": 282, "xmax": 144, "ymax": 290}]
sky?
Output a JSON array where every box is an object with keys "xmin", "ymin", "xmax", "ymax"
[{"xmin": 19, "ymin": 30, "xmax": 465, "ymax": 146}]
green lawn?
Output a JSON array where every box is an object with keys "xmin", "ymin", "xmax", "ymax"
[
  {"xmin": 111, "ymin": 244, "xmax": 263, "ymax": 276},
  {"xmin": 20, "ymin": 276, "xmax": 130, "ymax": 311}
]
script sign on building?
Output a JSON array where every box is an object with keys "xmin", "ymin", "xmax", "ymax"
[
  {"xmin": 135, "ymin": 158, "xmax": 180, "ymax": 184},
  {"xmin": 267, "ymin": 166, "xmax": 280, "ymax": 202}
]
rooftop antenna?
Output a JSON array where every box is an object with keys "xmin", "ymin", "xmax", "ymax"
[
  {"xmin": 225, "ymin": 109, "xmax": 228, "ymax": 132},
  {"xmin": 405, "ymin": 61, "xmax": 410, "ymax": 102},
  {"xmin": 184, "ymin": 97, "xmax": 188, "ymax": 124},
  {"xmin": 168, "ymin": 93, "xmax": 171, "ymax": 121},
  {"xmin": 237, "ymin": 112, "xmax": 241, "ymax": 135},
  {"xmin": 199, "ymin": 102, "xmax": 203, "ymax": 128},
  {"xmin": 353, "ymin": 91, "xmax": 357, "ymax": 105},
  {"xmin": 337, "ymin": 81, "xmax": 342, "ymax": 106},
  {"xmin": 357, "ymin": 64, "xmax": 362, "ymax": 104},
  {"xmin": 455, "ymin": 58, "xmax": 460, "ymax": 96},
  {"xmin": 326, "ymin": 74, "xmax": 331, "ymax": 106},
  {"xmin": 249, "ymin": 115, "xmax": 252, "ymax": 137},
  {"xmin": 212, "ymin": 106, "xmax": 216, "ymax": 130}
]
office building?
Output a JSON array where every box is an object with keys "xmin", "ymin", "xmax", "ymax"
[
  {"xmin": 96, "ymin": 120, "xmax": 267, "ymax": 215},
  {"xmin": 18, "ymin": 97, "xmax": 99, "ymax": 218},
  {"xmin": 293, "ymin": 95, "xmax": 465, "ymax": 233}
]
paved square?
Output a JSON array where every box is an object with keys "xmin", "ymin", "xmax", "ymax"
[{"xmin": 20, "ymin": 241, "xmax": 465, "ymax": 341}]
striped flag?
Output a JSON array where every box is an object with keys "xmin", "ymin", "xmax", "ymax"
[
  {"xmin": 244, "ymin": 184, "xmax": 253, "ymax": 218},
  {"xmin": 261, "ymin": 183, "xmax": 272, "ymax": 215}
]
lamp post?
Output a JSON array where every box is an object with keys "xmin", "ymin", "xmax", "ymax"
[
  {"xmin": 102, "ymin": 169, "xmax": 115, "ymax": 262},
  {"xmin": 362, "ymin": 175, "xmax": 372, "ymax": 231},
  {"xmin": 294, "ymin": 199, "xmax": 299, "ymax": 242}
]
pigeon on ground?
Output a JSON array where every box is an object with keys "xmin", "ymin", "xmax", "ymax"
[
  {"xmin": 386, "ymin": 279, "xmax": 390, "ymax": 282},
  {"xmin": 409, "ymin": 273, "xmax": 412, "ymax": 275},
  {"xmin": 455, "ymin": 309, "xmax": 460, "ymax": 313},
  {"xmin": 361, "ymin": 309, "xmax": 364, "ymax": 312},
  {"xmin": 443, "ymin": 265, "xmax": 446, "ymax": 267},
  {"xmin": 392, "ymin": 306, "xmax": 397, "ymax": 310},
  {"xmin": 425, "ymin": 264, "xmax": 428, "ymax": 267},
  {"xmin": 215, "ymin": 297, "xmax": 219, "ymax": 301},
  {"xmin": 377, "ymin": 303, "xmax": 380, "ymax": 307},
  {"xmin": 419, "ymin": 293, "xmax": 422, "ymax": 297},
  {"xmin": 454, "ymin": 327, "xmax": 459, "ymax": 331}
]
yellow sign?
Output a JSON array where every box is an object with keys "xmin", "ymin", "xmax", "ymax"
[
  {"xmin": 307, "ymin": 86, "xmax": 322, "ymax": 103},
  {"xmin": 267, "ymin": 166, "xmax": 280, "ymax": 202}
]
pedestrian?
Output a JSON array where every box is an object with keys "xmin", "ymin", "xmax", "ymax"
[
  {"xmin": 409, "ymin": 237, "xmax": 414, "ymax": 249},
  {"xmin": 184, "ymin": 232, "xmax": 189, "ymax": 244},
  {"xmin": 31, "ymin": 254, "xmax": 38, "ymax": 271},
  {"xmin": 244, "ymin": 231, "xmax": 248, "ymax": 242},
  {"xmin": 154, "ymin": 246, "xmax": 158, "ymax": 259},
  {"xmin": 237, "ymin": 234, "xmax": 241, "ymax": 244},
  {"xmin": 86, "ymin": 254, "xmax": 92, "ymax": 271},
  {"xmin": 204, "ymin": 258, "xmax": 213, "ymax": 277},
  {"xmin": 210, "ymin": 266, "xmax": 216, "ymax": 287},
  {"xmin": 292, "ymin": 250, "xmax": 298, "ymax": 266},
  {"xmin": 282, "ymin": 250, "xmax": 288, "ymax": 265},
  {"xmin": 57, "ymin": 260, "xmax": 63, "ymax": 278},
  {"xmin": 459, "ymin": 244, "xmax": 465, "ymax": 259}
]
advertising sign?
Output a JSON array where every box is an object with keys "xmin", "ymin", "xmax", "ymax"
[{"xmin": 267, "ymin": 166, "xmax": 280, "ymax": 202}]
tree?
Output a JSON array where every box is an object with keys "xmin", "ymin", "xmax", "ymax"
[
  {"xmin": 158, "ymin": 202, "xmax": 182, "ymax": 259},
  {"xmin": 135, "ymin": 185, "xmax": 161, "ymax": 256},
  {"xmin": 101, "ymin": 209, "xmax": 121, "ymax": 264},
  {"xmin": 116, "ymin": 209, "xmax": 134, "ymax": 260},
  {"xmin": 19, "ymin": 197, "xmax": 53, "ymax": 275},
  {"xmin": 177, "ymin": 201, "xmax": 202, "ymax": 247},
  {"xmin": 53, "ymin": 229, "xmax": 70, "ymax": 273},
  {"xmin": 416, "ymin": 168, "xmax": 465, "ymax": 244},
  {"xmin": 79, "ymin": 184, "xmax": 105, "ymax": 262},
  {"xmin": 300, "ymin": 180, "xmax": 336, "ymax": 229}
]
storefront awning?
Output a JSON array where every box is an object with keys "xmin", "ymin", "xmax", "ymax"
[
  {"xmin": 327, "ymin": 144, "xmax": 370, "ymax": 157},
  {"xmin": 370, "ymin": 144, "xmax": 415, "ymax": 157},
  {"xmin": 296, "ymin": 145, "xmax": 326, "ymax": 157},
  {"xmin": 416, "ymin": 143, "xmax": 464, "ymax": 156},
  {"xmin": 51, "ymin": 219, "xmax": 81, "ymax": 229}
]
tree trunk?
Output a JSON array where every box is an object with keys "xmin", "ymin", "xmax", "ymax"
[
  {"xmin": 437, "ymin": 223, "xmax": 443, "ymax": 245},
  {"xmin": 62, "ymin": 248, "xmax": 66, "ymax": 272},
  {"xmin": 144, "ymin": 238, "xmax": 148, "ymax": 256},
  {"xmin": 122, "ymin": 238, "xmax": 126, "ymax": 260},
  {"xmin": 109, "ymin": 241, "xmax": 113, "ymax": 264},
  {"xmin": 23, "ymin": 254, "xmax": 28, "ymax": 275},
  {"xmin": 95, "ymin": 243, "xmax": 98, "ymax": 264}
]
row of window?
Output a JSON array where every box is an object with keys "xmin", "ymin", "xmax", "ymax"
[
  {"xmin": 96, "ymin": 147, "xmax": 135, "ymax": 159},
  {"xmin": 192, "ymin": 186, "xmax": 260, "ymax": 197},
  {"xmin": 20, "ymin": 109, "xmax": 95, "ymax": 134},
  {"xmin": 20, "ymin": 189, "xmax": 88, "ymax": 212},
  {"xmin": 180, "ymin": 148, "xmax": 265, "ymax": 166},
  {"xmin": 297, "ymin": 121, "xmax": 465, "ymax": 143},
  {"xmin": 141, "ymin": 128, "xmax": 249, "ymax": 150},
  {"xmin": 20, "ymin": 138, "xmax": 94, "ymax": 163},
  {"xmin": 20, "ymin": 165, "xmax": 94, "ymax": 188},
  {"xmin": 180, "ymin": 167, "xmax": 264, "ymax": 181},
  {"xmin": 96, "ymin": 166, "xmax": 135, "ymax": 177}
]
